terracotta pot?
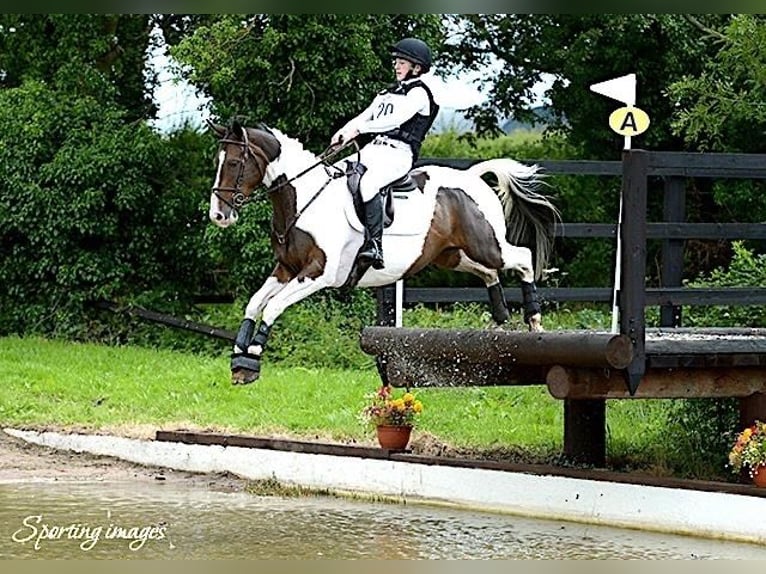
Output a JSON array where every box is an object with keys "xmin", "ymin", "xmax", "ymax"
[
  {"xmin": 376, "ymin": 425, "xmax": 412, "ymax": 450},
  {"xmin": 753, "ymin": 464, "xmax": 766, "ymax": 487}
]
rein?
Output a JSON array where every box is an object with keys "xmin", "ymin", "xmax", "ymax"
[{"xmin": 271, "ymin": 141, "xmax": 359, "ymax": 244}]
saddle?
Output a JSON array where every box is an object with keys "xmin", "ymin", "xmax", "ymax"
[{"xmin": 344, "ymin": 161, "xmax": 425, "ymax": 228}]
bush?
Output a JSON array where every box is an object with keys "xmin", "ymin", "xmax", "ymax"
[{"xmin": 0, "ymin": 80, "xmax": 212, "ymax": 339}]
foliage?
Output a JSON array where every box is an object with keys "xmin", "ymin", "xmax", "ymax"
[
  {"xmin": 0, "ymin": 14, "xmax": 156, "ymax": 122},
  {"xmin": 668, "ymin": 15, "xmax": 766, "ymax": 153},
  {"xmin": 656, "ymin": 241, "xmax": 766, "ymax": 478},
  {"xmin": 170, "ymin": 14, "xmax": 443, "ymax": 152},
  {"xmin": 360, "ymin": 385, "xmax": 424, "ymax": 429},
  {"xmin": 728, "ymin": 420, "xmax": 766, "ymax": 476},
  {"xmin": 444, "ymin": 14, "xmax": 730, "ymax": 157},
  {"xmin": 683, "ymin": 241, "xmax": 766, "ymax": 328},
  {"xmin": 661, "ymin": 397, "xmax": 739, "ymax": 479},
  {"xmin": 0, "ymin": 80, "xmax": 212, "ymax": 338}
]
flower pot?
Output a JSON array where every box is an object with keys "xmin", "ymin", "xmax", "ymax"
[
  {"xmin": 753, "ymin": 465, "xmax": 766, "ymax": 487},
  {"xmin": 376, "ymin": 425, "xmax": 412, "ymax": 450}
]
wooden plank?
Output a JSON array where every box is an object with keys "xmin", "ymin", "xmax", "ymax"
[
  {"xmin": 417, "ymin": 158, "xmax": 622, "ymax": 176},
  {"xmin": 646, "ymin": 331, "xmax": 766, "ymax": 355},
  {"xmin": 153, "ymin": 430, "xmax": 766, "ymax": 497},
  {"xmin": 647, "ymin": 151, "xmax": 766, "ymax": 178},
  {"xmin": 661, "ymin": 176, "xmax": 685, "ymax": 327},
  {"xmin": 556, "ymin": 222, "xmax": 766, "ymax": 240},
  {"xmin": 155, "ymin": 430, "xmax": 390, "ymax": 459},
  {"xmin": 419, "ymin": 153, "xmax": 766, "ymax": 179},
  {"xmin": 620, "ymin": 150, "xmax": 648, "ymax": 394},
  {"xmin": 94, "ymin": 300, "xmax": 236, "ymax": 341},
  {"xmin": 646, "ymin": 288, "xmax": 766, "ymax": 306},
  {"xmin": 403, "ymin": 287, "xmax": 766, "ymax": 306},
  {"xmin": 547, "ymin": 365, "xmax": 766, "ymax": 399}
]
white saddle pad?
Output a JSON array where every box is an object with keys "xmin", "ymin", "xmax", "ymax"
[{"xmin": 345, "ymin": 187, "xmax": 437, "ymax": 237}]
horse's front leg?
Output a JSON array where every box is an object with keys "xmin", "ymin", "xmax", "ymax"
[
  {"xmin": 231, "ymin": 273, "xmax": 330, "ymax": 385},
  {"xmin": 231, "ymin": 276, "xmax": 286, "ymax": 384}
]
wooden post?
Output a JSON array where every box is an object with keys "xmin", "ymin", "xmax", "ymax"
[
  {"xmin": 620, "ymin": 150, "xmax": 648, "ymax": 394},
  {"xmin": 739, "ymin": 392, "xmax": 766, "ymax": 429},
  {"xmin": 564, "ymin": 400, "xmax": 605, "ymax": 466},
  {"xmin": 661, "ymin": 176, "xmax": 685, "ymax": 328},
  {"xmin": 374, "ymin": 285, "xmax": 397, "ymax": 386},
  {"xmin": 376, "ymin": 285, "xmax": 397, "ymax": 327}
]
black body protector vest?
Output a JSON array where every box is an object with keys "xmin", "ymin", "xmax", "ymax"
[{"xmin": 383, "ymin": 79, "xmax": 440, "ymax": 162}]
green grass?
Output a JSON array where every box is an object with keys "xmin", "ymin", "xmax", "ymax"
[{"xmin": 0, "ymin": 334, "xmax": 689, "ymax": 476}]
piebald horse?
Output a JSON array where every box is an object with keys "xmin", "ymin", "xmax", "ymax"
[{"xmin": 208, "ymin": 120, "xmax": 560, "ymax": 384}]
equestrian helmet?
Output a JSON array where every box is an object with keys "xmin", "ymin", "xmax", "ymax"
[{"xmin": 391, "ymin": 37, "xmax": 432, "ymax": 72}]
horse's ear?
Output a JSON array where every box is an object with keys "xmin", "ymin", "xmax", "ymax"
[
  {"xmin": 206, "ymin": 118, "xmax": 226, "ymax": 138},
  {"xmin": 231, "ymin": 118, "xmax": 243, "ymax": 137}
]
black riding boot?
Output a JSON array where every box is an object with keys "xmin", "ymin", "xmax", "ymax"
[{"xmin": 358, "ymin": 196, "xmax": 384, "ymax": 269}]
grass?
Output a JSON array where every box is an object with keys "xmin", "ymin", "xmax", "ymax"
[{"xmin": 0, "ymin": 333, "xmax": 688, "ymax": 476}]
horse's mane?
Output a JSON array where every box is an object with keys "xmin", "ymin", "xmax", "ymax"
[{"xmin": 267, "ymin": 128, "xmax": 321, "ymax": 174}]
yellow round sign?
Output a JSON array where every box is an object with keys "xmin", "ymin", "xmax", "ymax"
[{"xmin": 608, "ymin": 106, "xmax": 650, "ymax": 136}]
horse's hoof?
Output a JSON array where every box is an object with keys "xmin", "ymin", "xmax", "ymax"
[
  {"xmin": 231, "ymin": 368, "xmax": 259, "ymax": 385},
  {"xmin": 527, "ymin": 313, "xmax": 544, "ymax": 332},
  {"xmin": 230, "ymin": 353, "xmax": 261, "ymax": 384}
]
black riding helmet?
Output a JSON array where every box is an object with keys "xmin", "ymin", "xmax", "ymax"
[{"xmin": 390, "ymin": 37, "xmax": 432, "ymax": 73}]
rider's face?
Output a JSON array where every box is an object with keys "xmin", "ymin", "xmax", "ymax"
[{"xmin": 393, "ymin": 58, "xmax": 418, "ymax": 81}]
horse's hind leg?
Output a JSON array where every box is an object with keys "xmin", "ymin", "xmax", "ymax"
[
  {"xmin": 500, "ymin": 243, "xmax": 543, "ymax": 332},
  {"xmin": 445, "ymin": 252, "xmax": 510, "ymax": 326}
]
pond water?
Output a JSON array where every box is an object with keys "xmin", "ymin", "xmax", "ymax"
[{"xmin": 1, "ymin": 480, "xmax": 765, "ymax": 559}]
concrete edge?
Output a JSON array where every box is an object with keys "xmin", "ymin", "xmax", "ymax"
[{"xmin": 5, "ymin": 427, "xmax": 766, "ymax": 546}]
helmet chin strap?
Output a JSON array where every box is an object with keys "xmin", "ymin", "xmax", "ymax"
[{"xmin": 403, "ymin": 68, "xmax": 421, "ymax": 81}]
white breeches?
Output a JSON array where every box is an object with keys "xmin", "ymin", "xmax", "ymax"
[{"xmin": 358, "ymin": 138, "xmax": 413, "ymax": 202}]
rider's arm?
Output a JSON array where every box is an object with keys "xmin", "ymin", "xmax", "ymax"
[
  {"xmin": 357, "ymin": 87, "xmax": 430, "ymax": 134},
  {"xmin": 331, "ymin": 99, "xmax": 378, "ymax": 144}
]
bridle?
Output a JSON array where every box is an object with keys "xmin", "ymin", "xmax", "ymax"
[
  {"xmin": 211, "ymin": 130, "xmax": 359, "ymax": 225},
  {"xmin": 211, "ymin": 128, "xmax": 270, "ymax": 210}
]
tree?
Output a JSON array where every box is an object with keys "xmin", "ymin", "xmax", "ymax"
[
  {"xmin": 668, "ymin": 14, "xmax": 766, "ymax": 153},
  {"xmin": 443, "ymin": 14, "xmax": 731, "ymax": 158},
  {"xmin": 0, "ymin": 15, "xmax": 214, "ymax": 338},
  {"xmin": 0, "ymin": 14, "xmax": 156, "ymax": 122},
  {"xmin": 170, "ymin": 14, "xmax": 443, "ymax": 152}
]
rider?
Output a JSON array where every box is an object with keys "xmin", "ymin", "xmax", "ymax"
[{"xmin": 331, "ymin": 37, "xmax": 440, "ymax": 270}]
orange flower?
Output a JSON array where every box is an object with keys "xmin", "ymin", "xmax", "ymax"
[{"xmin": 361, "ymin": 385, "xmax": 424, "ymax": 429}]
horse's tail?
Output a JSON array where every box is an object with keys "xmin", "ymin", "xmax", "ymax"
[{"xmin": 467, "ymin": 158, "xmax": 560, "ymax": 280}]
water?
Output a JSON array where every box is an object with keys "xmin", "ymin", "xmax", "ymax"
[{"xmin": 1, "ymin": 480, "xmax": 765, "ymax": 559}]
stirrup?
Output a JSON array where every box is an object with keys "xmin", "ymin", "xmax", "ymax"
[{"xmin": 358, "ymin": 247, "xmax": 384, "ymax": 269}]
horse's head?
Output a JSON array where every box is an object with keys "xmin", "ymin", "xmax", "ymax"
[{"xmin": 208, "ymin": 118, "xmax": 281, "ymax": 227}]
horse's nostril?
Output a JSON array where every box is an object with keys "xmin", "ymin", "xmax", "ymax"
[{"xmin": 215, "ymin": 212, "xmax": 224, "ymax": 220}]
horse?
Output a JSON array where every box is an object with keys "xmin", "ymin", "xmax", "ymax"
[{"xmin": 208, "ymin": 119, "xmax": 560, "ymax": 384}]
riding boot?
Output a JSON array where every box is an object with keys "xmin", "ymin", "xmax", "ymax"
[{"xmin": 358, "ymin": 196, "xmax": 384, "ymax": 270}]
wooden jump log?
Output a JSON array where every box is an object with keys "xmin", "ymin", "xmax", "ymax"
[
  {"xmin": 360, "ymin": 327, "xmax": 634, "ymax": 387},
  {"xmin": 547, "ymin": 365, "xmax": 766, "ymax": 399}
]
